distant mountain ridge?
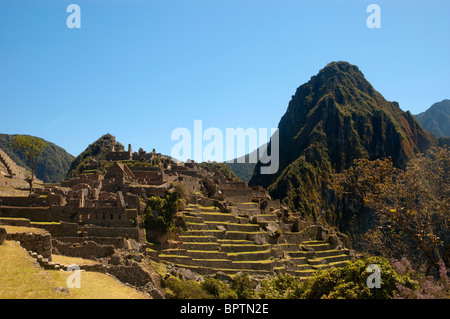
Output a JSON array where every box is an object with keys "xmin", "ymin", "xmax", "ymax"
[
  {"xmin": 414, "ymin": 99, "xmax": 450, "ymax": 138},
  {"xmin": 249, "ymin": 61, "xmax": 437, "ymax": 218},
  {"xmin": 225, "ymin": 145, "xmax": 263, "ymax": 182},
  {"xmin": 0, "ymin": 134, "xmax": 75, "ymax": 183}
]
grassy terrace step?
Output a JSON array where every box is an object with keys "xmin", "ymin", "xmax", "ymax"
[
  {"xmin": 220, "ymin": 244, "xmax": 271, "ymax": 253},
  {"xmin": 230, "ymin": 260, "xmax": 274, "ymax": 271},
  {"xmin": 253, "ymin": 215, "xmax": 279, "ymax": 223},
  {"xmin": 293, "ymin": 264, "xmax": 314, "ymax": 271},
  {"xmin": 311, "ymin": 260, "xmax": 351, "ymax": 270},
  {"xmin": 216, "ymin": 239, "xmax": 254, "ymax": 245},
  {"xmin": 313, "ymin": 249, "xmax": 349, "ymax": 258},
  {"xmin": 236, "ymin": 210, "xmax": 262, "ymax": 217},
  {"xmin": 230, "ymin": 202, "xmax": 259, "ymax": 208},
  {"xmin": 288, "ymin": 257, "xmax": 309, "ymax": 265},
  {"xmin": 182, "ymin": 242, "xmax": 221, "ymax": 251},
  {"xmin": 224, "ymin": 231, "xmax": 265, "ymax": 240},
  {"xmin": 189, "ymin": 212, "xmax": 237, "ymax": 222},
  {"xmin": 182, "ymin": 230, "xmax": 225, "ymax": 237},
  {"xmin": 227, "ymin": 250, "xmax": 272, "ymax": 261},
  {"xmin": 161, "ymin": 249, "xmax": 187, "ymax": 256},
  {"xmin": 288, "ymin": 247, "xmax": 346, "ymax": 258},
  {"xmin": 308, "ymin": 254, "xmax": 350, "ymax": 265},
  {"xmin": 159, "ymin": 255, "xmax": 193, "ymax": 265},
  {"xmin": 203, "ymin": 221, "xmax": 261, "ymax": 232},
  {"xmin": 162, "ymin": 263, "xmax": 273, "ymax": 276},
  {"xmin": 289, "ymin": 269, "xmax": 316, "ymax": 277},
  {"xmin": 183, "ymin": 216, "xmax": 204, "ymax": 223},
  {"xmin": 301, "ymin": 242, "xmax": 334, "ymax": 251},
  {"xmin": 186, "ymin": 250, "xmax": 228, "ymax": 259},
  {"xmin": 287, "ymin": 251, "xmax": 310, "ymax": 258},
  {"xmin": 179, "ymin": 235, "xmax": 218, "ymax": 242},
  {"xmin": 160, "ymin": 255, "xmax": 233, "ymax": 269},
  {"xmin": 186, "ymin": 222, "xmax": 210, "ymax": 231},
  {"xmin": 191, "ymin": 259, "xmax": 232, "ymax": 268},
  {"xmin": 185, "ymin": 221, "xmax": 260, "ymax": 229},
  {"xmin": 276, "ymin": 243, "xmax": 301, "ymax": 251}
]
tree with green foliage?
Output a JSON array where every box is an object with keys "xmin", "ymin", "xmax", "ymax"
[
  {"xmin": 295, "ymin": 257, "xmax": 417, "ymax": 299},
  {"xmin": 230, "ymin": 272, "xmax": 256, "ymax": 299},
  {"xmin": 143, "ymin": 184, "xmax": 188, "ymax": 242},
  {"xmin": 201, "ymin": 278, "xmax": 237, "ymax": 299},
  {"xmin": 258, "ymin": 274, "xmax": 301, "ymax": 299},
  {"xmin": 11, "ymin": 135, "xmax": 46, "ymax": 193},
  {"xmin": 165, "ymin": 277, "xmax": 212, "ymax": 299}
]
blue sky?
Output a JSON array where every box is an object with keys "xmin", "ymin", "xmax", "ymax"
[{"xmin": 0, "ymin": 0, "xmax": 449, "ymax": 160}]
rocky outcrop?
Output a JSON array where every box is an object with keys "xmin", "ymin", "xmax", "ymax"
[
  {"xmin": 415, "ymin": 99, "xmax": 450, "ymax": 138},
  {"xmin": 105, "ymin": 257, "xmax": 166, "ymax": 299}
]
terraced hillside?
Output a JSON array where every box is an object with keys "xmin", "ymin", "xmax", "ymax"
[{"xmin": 157, "ymin": 203, "xmax": 353, "ymax": 280}]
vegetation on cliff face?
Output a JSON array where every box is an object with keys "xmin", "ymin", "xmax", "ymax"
[
  {"xmin": 225, "ymin": 146, "xmax": 262, "ymax": 183},
  {"xmin": 249, "ymin": 61, "xmax": 437, "ymax": 222},
  {"xmin": 415, "ymin": 99, "xmax": 450, "ymax": 138},
  {"xmin": 332, "ymin": 147, "xmax": 450, "ymax": 273},
  {"xmin": 0, "ymin": 134, "xmax": 74, "ymax": 183},
  {"xmin": 65, "ymin": 134, "xmax": 124, "ymax": 179}
]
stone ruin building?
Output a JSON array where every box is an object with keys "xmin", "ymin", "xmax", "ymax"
[{"xmin": 0, "ymin": 143, "xmax": 355, "ymax": 297}]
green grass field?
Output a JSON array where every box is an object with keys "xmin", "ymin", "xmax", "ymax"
[{"xmin": 0, "ymin": 241, "xmax": 149, "ymax": 299}]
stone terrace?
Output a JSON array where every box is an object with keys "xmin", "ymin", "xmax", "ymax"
[{"xmin": 157, "ymin": 203, "xmax": 353, "ymax": 280}]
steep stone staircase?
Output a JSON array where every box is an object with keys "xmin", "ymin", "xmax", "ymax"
[
  {"xmin": 157, "ymin": 203, "xmax": 352, "ymax": 279},
  {"xmin": 0, "ymin": 148, "xmax": 43, "ymax": 189},
  {"xmin": 0, "ymin": 148, "xmax": 16, "ymax": 176}
]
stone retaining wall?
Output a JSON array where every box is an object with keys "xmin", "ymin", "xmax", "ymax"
[
  {"xmin": 82, "ymin": 225, "xmax": 140, "ymax": 241},
  {"xmin": 52, "ymin": 239, "xmax": 114, "ymax": 259},
  {"xmin": 30, "ymin": 222, "xmax": 79, "ymax": 237},
  {"xmin": 53, "ymin": 236, "xmax": 125, "ymax": 249},
  {"xmin": 6, "ymin": 231, "xmax": 52, "ymax": 260}
]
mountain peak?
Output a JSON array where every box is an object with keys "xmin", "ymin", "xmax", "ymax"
[
  {"xmin": 415, "ymin": 99, "xmax": 450, "ymax": 138},
  {"xmin": 322, "ymin": 61, "xmax": 362, "ymax": 75},
  {"xmin": 250, "ymin": 62, "xmax": 437, "ymax": 215}
]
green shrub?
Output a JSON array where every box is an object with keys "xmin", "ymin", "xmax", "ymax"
[
  {"xmin": 143, "ymin": 192, "xmax": 181, "ymax": 236},
  {"xmin": 201, "ymin": 278, "xmax": 237, "ymax": 299},
  {"xmin": 296, "ymin": 256, "xmax": 417, "ymax": 299},
  {"xmin": 165, "ymin": 277, "xmax": 212, "ymax": 299},
  {"xmin": 258, "ymin": 274, "xmax": 301, "ymax": 299},
  {"xmin": 231, "ymin": 272, "xmax": 256, "ymax": 299}
]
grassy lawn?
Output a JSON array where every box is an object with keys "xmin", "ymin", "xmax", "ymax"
[
  {"xmin": 48, "ymin": 271, "xmax": 149, "ymax": 299},
  {"xmin": 1, "ymin": 225, "xmax": 48, "ymax": 234},
  {"xmin": 0, "ymin": 241, "xmax": 149, "ymax": 299},
  {"xmin": 0, "ymin": 241, "xmax": 68, "ymax": 299}
]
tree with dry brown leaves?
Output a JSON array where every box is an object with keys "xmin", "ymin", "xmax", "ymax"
[{"xmin": 332, "ymin": 147, "xmax": 449, "ymax": 275}]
